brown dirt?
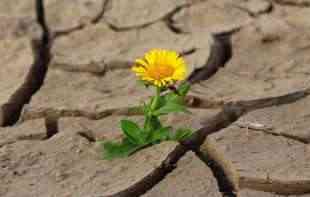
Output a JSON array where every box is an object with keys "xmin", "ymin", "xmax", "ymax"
[{"xmin": 1, "ymin": 0, "xmax": 310, "ymax": 196}]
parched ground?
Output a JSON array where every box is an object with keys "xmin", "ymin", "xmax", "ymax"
[{"xmin": 1, "ymin": 0, "xmax": 310, "ymax": 196}]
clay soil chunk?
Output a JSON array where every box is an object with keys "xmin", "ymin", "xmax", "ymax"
[
  {"xmin": 143, "ymin": 151, "xmax": 222, "ymax": 197},
  {"xmin": 201, "ymin": 118, "xmax": 310, "ymax": 194},
  {"xmin": 0, "ymin": 119, "xmax": 46, "ymax": 147},
  {"xmin": 52, "ymin": 22, "xmax": 137, "ymax": 67},
  {"xmin": 0, "ymin": 119, "xmax": 47, "ymax": 196},
  {"xmin": 285, "ymin": 7, "xmax": 310, "ymax": 28},
  {"xmin": 26, "ymin": 68, "xmax": 151, "ymax": 115},
  {"xmin": 0, "ymin": 0, "xmax": 106, "ymax": 33},
  {"xmin": 103, "ymin": 0, "xmax": 187, "ymax": 28},
  {"xmin": 232, "ymin": 0, "xmax": 272, "ymax": 16},
  {"xmin": 171, "ymin": 0, "xmax": 251, "ymax": 33},
  {"xmin": 28, "ymin": 20, "xmax": 215, "ymax": 117},
  {"xmin": 3, "ymin": 0, "xmax": 310, "ymax": 197},
  {"xmin": 273, "ymin": 0, "xmax": 310, "ymax": 6},
  {"xmin": 1, "ymin": 112, "xmax": 213, "ymax": 196},
  {"xmin": 0, "ymin": 37, "xmax": 33, "ymax": 109},
  {"xmin": 52, "ymin": 21, "xmax": 208, "ymax": 73},
  {"xmin": 53, "ymin": 106, "xmax": 216, "ymax": 141},
  {"xmin": 236, "ymin": 96, "xmax": 310, "ymax": 143},
  {"xmin": 239, "ymin": 189, "xmax": 310, "ymax": 197},
  {"xmin": 57, "ymin": 116, "xmax": 145, "ymax": 141},
  {"xmin": 0, "ymin": 117, "xmax": 179, "ymax": 197},
  {"xmin": 189, "ymin": 15, "xmax": 310, "ymax": 102}
]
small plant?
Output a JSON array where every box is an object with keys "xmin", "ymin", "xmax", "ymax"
[{"xmin": 101, "ymin": 49, "xmax": 193, "ymax": 160}]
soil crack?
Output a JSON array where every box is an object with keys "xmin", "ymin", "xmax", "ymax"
[
  {"xmin": 51, "ymin": 59, "xmax": 133, "ymax": 76},
  {"xmin": 102, "ymin": 88, "xmax": 310, "ymax": 197},
  {"xmin": 53, "ymin": 0, "xmax": 111, "ymax": 38},
  {"xmin": 271, "ymin": 0, "xmax": 310, "ymax": 7},
  {"xmin": 187, "ymin": 30, "xmax": 236, "ymax": 84},
  {"xmin": 19, "ymin": 95, "xmax": 224, "ymax": 122},
  {"xmin": 235, "ymin": 122, "xmax": 309, "ymax": 144},
  {"xmin": 20, "ymin": 106, "xmax": 143, "ymax": 122},
  {"xmin": 0, "ymin": 0, "xmax": 52, "ymax": 127},
  {"xmin": 196, "ymin": 150, "xmax": 236, "ymax": 197},
  {"xmin": 232, "ymin": 2, "xmax": 273, "ymax": 18},
  {"xmin": 104, "ymin": 3, "xmax": 191, "ymax": 33}
]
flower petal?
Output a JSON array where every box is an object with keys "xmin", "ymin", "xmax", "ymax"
[{"xmin": 132, "ymin": 49, "xmax": 188, "ymax": 87}]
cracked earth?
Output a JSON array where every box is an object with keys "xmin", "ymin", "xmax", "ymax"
[{"xmin": 1, "ymin": 0, "xmax": 310, "ymax": 196}]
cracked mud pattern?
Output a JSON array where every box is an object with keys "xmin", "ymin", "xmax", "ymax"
[{"xmin": 1, "ymin": 0, "xmax": 310, "ymax": 196}]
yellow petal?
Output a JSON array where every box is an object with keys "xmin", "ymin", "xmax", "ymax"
[
  {"xmin": 132, "ymin": 49, "xmax": 188, "ymax": 87},
  {"xmin": 135, "ymin": 59, "xmax": 148, "ymax": 67},
  {"xmin": 132, "ymin": 66, "xmax": 146, "ymax": 73}
]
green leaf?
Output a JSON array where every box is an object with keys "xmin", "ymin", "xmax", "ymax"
[
  {"xmin": 177, "ymin": 82, "xmax": 191, "ymax": 96},
  {"xmin": 170, "ymin": 128, "xmax": 192, "ymax": 141},
  {"xmin": 148, "ymin": 126, "xmax": 171, "ymax": 143},
  {"xmin": 121, "ymin": 120, "xmax": 145, "ymax": 145},
  {"xmin": 142, "ymin": 102, "xmax": 150, "ymax": 115},
  {"xmin": 101, "ymin": 138, "xmax": 142, "ymax": 160},
  {"xmin": 143, "ymin": 116, "xmax": 162, "ymax": 133},
  {"xmin": 143, "ymin": 95, "xmax": 164, "ymax": 115},
  {"xmin": 150, "ymin": 116, "xmax": 162, "ymax": 130},
  {"xmin": 153, "ymin": 102, "xmax": 188, "ymax": 116},
  {"xmin": 163, "ymin": 83, "xmax": 190, "ymax": 105},
  {"xmin": 156, "ymin": 95, "xmax": 166, "ymax": 109},
  {"xmin": 164, "ymin": 92, "xmax": 183, "ymax": 104}
]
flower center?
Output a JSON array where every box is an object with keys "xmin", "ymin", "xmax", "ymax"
[{"xmin": 147, "ymin": 64, "xmax": 175, "ymax": 80}]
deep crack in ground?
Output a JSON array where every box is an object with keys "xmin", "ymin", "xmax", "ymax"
[{"xmin": 1, "ymin": 0, "xmax": 310, "ymax": 196}]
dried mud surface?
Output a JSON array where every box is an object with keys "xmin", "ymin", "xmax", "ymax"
[{"xmin": 1, "ymin": 0, "xmax": 310, "ymax": 196}]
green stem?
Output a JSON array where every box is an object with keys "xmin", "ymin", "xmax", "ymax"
[
  {"xmin": 144, "ymin": 87, "xmax": 161, "ymax": 133},
  {"xmin": 150, "ymin": 87, "xmax": 161, "ymax": 111}
]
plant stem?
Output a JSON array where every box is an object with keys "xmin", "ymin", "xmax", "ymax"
[
  {"xmin": 144, "ymin": 87, "xmax": 161, "ymax": 133},
  {"xmin": 150, "ymin": 87, "xmax": 161, "ymax": 111}
]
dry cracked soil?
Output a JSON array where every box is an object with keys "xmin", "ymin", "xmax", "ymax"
[{"xmin": 1, "ymin": 0, "xmax": 310, "ymax": 197}]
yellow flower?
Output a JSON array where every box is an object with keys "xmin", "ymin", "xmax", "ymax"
[{"xmin": 132, "ymin": 49, "xmax": 187, "ymax": 87}]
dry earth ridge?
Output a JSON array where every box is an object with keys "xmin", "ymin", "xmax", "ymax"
[{"xmin": 1, "ymin": 0, "xmax": 310, "ymax": 196}]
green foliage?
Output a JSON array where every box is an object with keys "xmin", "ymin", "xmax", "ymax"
[
  {"xmin": 102, "ymin": 83, "xmax": 193, "ymax": 160},
  {"xmin": 153, "ymin": 102, "xmax": 188, "ymax": 116},
  {"xmin": 121, "ymin": 120, "xmax": 145, "ymax": 145},
  {"xmin": 178, "ymin": 82, "xmax": 191, "ymax": 96},
  {"xmin": 102, "ymin": 138, "xmax": 143, "ymax": 160},
  {"xmin": 148, "ymin": 126, "xmax": 171, "ymax": 142},
  {"xmin": 170, "ymin": 128, "xmax": 193, "ymax": 141},
  {"xmin": 144, "ymin": 116, "xmax": 162, "ymax": 132}
]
